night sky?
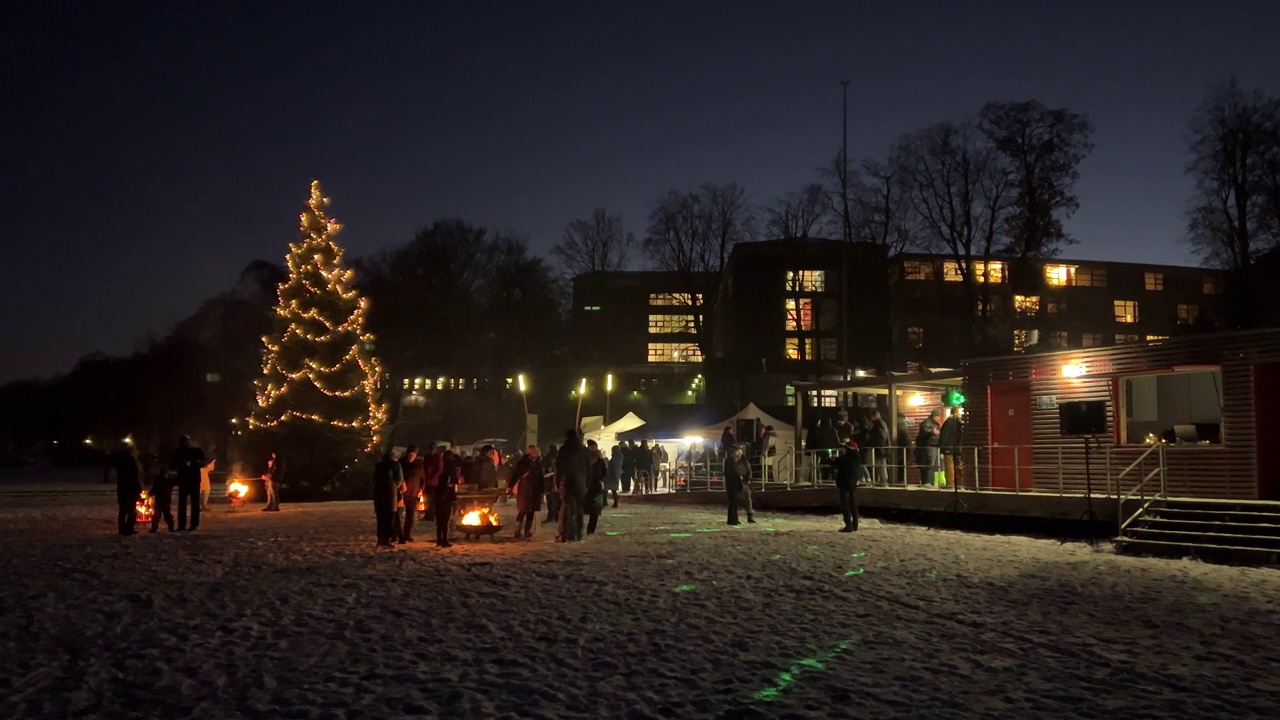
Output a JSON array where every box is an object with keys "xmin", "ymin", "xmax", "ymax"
[{"xmin": 3, "ymin": 1, "xmax": 1278, "ymax": 382}]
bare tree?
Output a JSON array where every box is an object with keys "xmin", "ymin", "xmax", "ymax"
[
  {"xmin": 850, "ymin": 157, "xmax": 916, "ymax": 255},
  {"xmin": 644, "ymin": 183, "xmax": 755, "ymax": 360},
  {"xmin": 898, "ymin": 121, "xmax": 1014, "ymax": 351},
  {"xmin": 1185, "ymin": 77, "xmax": 1280, "ymax": 271},
  {"xmin": 978, "ymin": 100, "xmax": 1094, "ymax": 260},
  {"xmin": 764, "ymin": 183, "xmax": 829, "ymax": 239},
  {"xmin": 551, "ymin": 207, "xmax": 635, "ymax": 277}
]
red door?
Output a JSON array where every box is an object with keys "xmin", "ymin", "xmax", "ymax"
[
  {"xmin": 989, "ymin": 381, "xmax": 1034, "ymax": 490},
  {"xmin": 1255, "ymin": 363, "xmax": 1280, "ymax": 500}
]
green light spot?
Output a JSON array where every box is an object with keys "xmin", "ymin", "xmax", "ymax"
[
  {"xmin": 653, "ymin": 526, "xmax": 671, "ymax": 530},
  {"xmin": 770, "ymin": 554, "xmax": 782, "ymax": 560},
  {"xmin": 669, "ymin": 533, "xmax": 693, "ymax": 537},
  {"xmin": 926, "ymin": 569, "xmax": 938, "ymax": 580},
  {"xmin": 850, "ymin": 552, "xmax": 867, "ymax": 558},
  {"xmin": 695, "ymin": 528, "xmax": 722, "ymax": 533},
  {"xmin": 764, "ymin": 527, "xmax": 778, "ymax": 532},
  {"xmin": 806, "ymin": 545, "xmax": 818, "ymax": 550},
  {"xmin": 751, "ymin": 637, "xmax": 858, "ymax": 702},
  {"xmin": 674, "ymin": 584, "xmax": 697, "ymax": 593},
  {"xmin": 844, "ymin": 569, "xmax": 864, "ymax": 577},
  {"xmin": 605, "ymin": 531, "xmax": 621, "ymax": 536},
  {"xmin": 610, "ymin": 514, "xmax": 632, "ymax": 517}
]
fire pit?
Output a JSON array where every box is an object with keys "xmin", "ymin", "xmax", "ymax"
[
  {"xmin": 455, "ymin": 506, "xmax": 503, "ymax": 541},
  {"xmin": 226, "ymin": 479, "xmax": 250, "ymax": 508},
  {"xmin": 135, "ymin": 490, "xmax": 154, "ymax": 523},
  {"xmin": 416, "ymin": 492, "xmax": 426, "ymax": 514}
]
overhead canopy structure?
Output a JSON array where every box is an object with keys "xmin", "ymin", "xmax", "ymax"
[{"xmin": 583, "ymin": 412, "xmax": 646, "ymax": 448}]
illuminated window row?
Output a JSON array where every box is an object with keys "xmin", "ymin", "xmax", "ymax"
[
  {"xmin": 784, "ymin": 337, "xmax": 837, "ymax": 361},
  {"xmin": 649, "ymin": 293, "xmax": 702, "ymax": 306},
  {"xmin": 1009, "ymin": 331, "xmax": 1171, "ymax": 352},
  {"xmin": 647, "ymin": 343, "xmax": 703, "ymax": 363},
  {"xmin": 402, "ymin": 377, "xmax": 507, "ymax": 391},
  {"xmin": 648, "ymin": 314, "xmax": 697, "ymax": 334},
  {"xmin": 785, "ymin": 270, "xmax": 826, "ymax": 292},
  {"xmin": 785, "ymin": 298, "xmax": 814, "ymax": 331}
]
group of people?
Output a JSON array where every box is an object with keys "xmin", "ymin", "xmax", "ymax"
[
  {"xmin": 372, "ymin": 444, "xmax": 467, "ymax": 548},
  {"xmin": 808, "ymin": 407, "xmax": 966, "ymax": 489}
]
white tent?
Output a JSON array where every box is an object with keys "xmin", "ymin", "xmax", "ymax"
[
  {"xmin": 583, "ymin": 411, "xmax": 646, "ymax": 448},
  {"xmin": 682, "ymin": 403, "xmax": 797, "ymax": 480}
]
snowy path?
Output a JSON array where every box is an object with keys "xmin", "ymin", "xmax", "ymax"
[{"xmin": 1, "ymin": 493, "xmax": 1278, "ymax": 719}]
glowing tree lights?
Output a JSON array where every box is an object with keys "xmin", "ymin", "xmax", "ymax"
[{"xmin": 248, "ymin": 182, "xmax": 386, "ymax": 479}]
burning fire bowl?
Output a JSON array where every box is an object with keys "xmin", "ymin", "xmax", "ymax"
[{"xmin": 455, "ymin": 507, "xmax": 503, "ymax": 540}]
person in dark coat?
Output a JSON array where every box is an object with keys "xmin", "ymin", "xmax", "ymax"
[
  {"xmin": 606, "ymin": 445, "xmax": 623, "ymax": 508},
  {"xmin": 724, "ymin": 444, "xmax": 753, "ymax": 525},
  {"xmin": 434, "ymin": 448, "xmax": 460, "ymax": 548},
  {"xmin": 169, "ymin": 436, "xmax": 206, "ymax": 532},
  {"xmin": 866, "ymin": 410, "xmax": 891, "ymax": 486},
  {"xmin": 835, "ymin": 439, "xmax": 863, "ymax": 532},
  {"xmin": 115, "ymin": 444, "xmax": 142, "ymax": 535},
  {"xmin": 542, "ymin": 443, "xmax": 560, "ymax": 523},
  {"xmin": 720, "ymin": 426, "xmax": 736, "ymax": 454},
  {"xmin": 421, "ymin": 445, "xmax": 445, "ymax": 520},
  {"xmin": 915, "ymin": 410, "xmax": 942, "ymax": 486},
  {"xmin": 512, "ymin": 445, "xmax": 543, "ymax": 538},
  {"xmin": 818, "ymin": 418, "xmax": 840, "ymax": 450},
  {"xmin": 262, "ymin": 450, "xmax": 284, "ymax": 511},
  {"xmin": 555, "ymin": 430, "xmax": 591, "ymax": 542},
  {"xmin": 373, "ymin": 450, "xmax": 402, "ymax": 548},
  {"xmin": 585, "ymin": 440, "xmax": 608, "ymax": 536},
  {"xmin": 939, "ymin": 407, "xmax": 964, "ymax": 488},
  {"xmin": 833, "ymin": 413, "xmax": 856, "ymax": 445},
  {"xmin": 619, "ymin": 440, "xmax": 635, "ymax": 494},
  {"xmin": 149, "ymin": 468, "xmax": 176, "ymax": 533},
  {"xmin": 397, "ymin": 444, "xmax": 425, "ymax": 543}
]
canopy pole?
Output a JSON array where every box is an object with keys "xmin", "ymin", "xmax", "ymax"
[{"xmin": 794, "ymin": 388, "xmax": 804, "ymax": 486}]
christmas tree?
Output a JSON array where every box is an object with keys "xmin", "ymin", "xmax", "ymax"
[{"xmin": 247, "ymin": 181, "xmax": 385, "ymax": 492}]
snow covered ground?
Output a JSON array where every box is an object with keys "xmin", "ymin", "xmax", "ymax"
[{"xmin": 2, "ymin": 474, "xmax": 1279, "ymax": 719}]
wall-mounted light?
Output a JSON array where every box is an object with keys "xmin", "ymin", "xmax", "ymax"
[
  {"xmin": 1061, "ymin": 363, "xmax": 1086, "ymax": 379},
  {"xmin": 907, "ymin": 393, "xmax": 927, "ymax": 407}
]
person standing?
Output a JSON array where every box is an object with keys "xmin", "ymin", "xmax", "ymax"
[
  {"xmin": 262, "ymin": 450, "xmax": 284, "ymax": 511},
  {"xmin": 555, "ymin": 430, "xmax": 590, "ymax": 542},
  {"xmin": 619, "ymin": 440, "xmax": 635, "ymax": 495},
  {"xmin": 398, "ymin": 445, "xmax": 425, "ymax": 543},
  {"xmin": 149, "ymin": 468, "xmax": 176, "ymax": 533},
  {"xmin": 606, "ymin": 445, "xmax": 623, "ymax": 508},
  {"xmin": 867, "ymin": 410, "xmax": 890, "ymax": 486},
  {"xmin": 199, "ymin": 456, "xmax": 216, "ymax": 511},
  {"xmin": 542, "ymin": 443, "xmax": 560, "ymax": 524},
  {"xmin": 512, "ymin": 445, "xmax": 543, "ymax": 539},
  {"xmin": 939, "ymin": 407, "xmax": 964, "ymax": 488},
  {"xmin": 115, "ymin": 444, "xmax": 142, "ymax": 536},
  {"xmin": 719, "ymin": 426, "xmax": 736, "ymax": 455},
  {"xmin": 373, "ymin": 450, "xmax": 402, "ymax": 548},
  {"xmin": 585, "ymin": 440, "xmax": 608, "ymax": 536},
  {"xmin": 434, "ymin": 450, "xmax": 459, "ymax": 548},
  {"xmin": 724, "ymin": 444, "xmax": 753, "ymax": 526},
  {"xmin": 170, "ymin": 436, "xmax": 206, "ymax": 532},
  {"xmin": 421, "ymin": 445, "xmax": 445, "ymax": 520},
  {"xmin": 915, "ymin": 410, "xmax": 942, "ymax": 487},
  {"xmin": 835, "ymin": 439, "xmax": 862, "ymax": 532}
]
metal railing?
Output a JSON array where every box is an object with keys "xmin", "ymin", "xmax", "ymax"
[{"xmin": 1116, "ymin": 443, "xmax": 1168, "ymax": 534}]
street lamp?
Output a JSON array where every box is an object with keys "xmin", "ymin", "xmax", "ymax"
[
  {"xmin": 605, "ymin": 372, "xmax": 614, "ymax": 425},
  {"xmin": 517, "ymin": 373, "xmax": 530, "ymax": 448},
  {"xmin": 575, "ymin": 377, "xmax": 587, "ymax": 432}
]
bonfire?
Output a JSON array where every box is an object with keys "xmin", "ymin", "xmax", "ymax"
[
  {"xmin": 135, "ymin": 490, "xmax": 153, "ymax": 523},
  {"xmin": 455, "ymin": 505, "xmax": 503, "ymax": 540},
  {"xmin": 226, "ymin": 479, "xmax": 250, "ymax": 508},
  {"xmin": 416, "ymin": 492, "xmax": 426, "ymax": 514}
]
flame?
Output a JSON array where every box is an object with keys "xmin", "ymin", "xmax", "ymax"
[
  {"xmin": 459, "ymin": 506, "xmax": 500, "ymax": 526},
  {"xmin": 416, "ymin": 492, "xmax": 425, "ymax": 513},
  {"xmin": 135, "ymin": 490, "xmax": 153, "ymax": 522},
  {"xmin": 227, "ymin": 480, "xmax": 250, "ymax": 499}
]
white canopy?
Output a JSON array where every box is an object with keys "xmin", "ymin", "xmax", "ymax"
[{"xmin": 583, "ymin": 412, "xmax": 646, "ymax": 448}]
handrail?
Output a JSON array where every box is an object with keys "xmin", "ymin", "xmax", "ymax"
[{"xmin": 1116, "ymin": 444, "xmax": 1167, "ymax": 534}]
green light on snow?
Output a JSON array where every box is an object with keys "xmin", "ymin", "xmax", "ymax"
[
  {"xmin": 669, "ymin": 533, "xmax": 693, "ymax": 537},
  {"xmin": 844, "ymin": 569, "xmax": 865, "ymax": 577},
  {"xmin": 695, "ymin": 528, "xmax": 722, "ymax": 533},
  {"xmin": 752, "ymin": 638, "xmax": 858, "ymax": 702},
  {"xmin": 674, "ymin": 584, "xmax": 697, "ymax": 593},
  {"xmin": 764, "ymin": 527, "xmax": 778, "ymax": 532},
  {"xmin": 770, "ymin": 554, "xmax": 782, "ymax": 560},
  {"xmin": 605, "ymin": 531, "xmax": 621, "ymax": 536},
  {"xmin": 850, "ymin": 552, "xmax": 867, "ymax": 558}
]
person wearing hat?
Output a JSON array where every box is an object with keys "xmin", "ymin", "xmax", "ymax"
[
  {"xmin": 835, "ymin": 439, "xmax": 863, "ymax": 532},
  {"xmin": 724, "ymin": 443, "xmax": 755, "ymax": 526}
]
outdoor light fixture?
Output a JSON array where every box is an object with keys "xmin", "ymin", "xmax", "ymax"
[
  {"xmin": 83, "ymin": 437, "xmax": 92, "ymax": 446},
  {"xmin": 1061, "ymin": 363, "xmax": 1086, "ymax": 378},
  {"xmin": 122, "ymin": 436, "xmax": 133, "ymax": 445},
  {"xmin": 681, "ymin": 436, "xmax": 704, "ymax": 445},
  {"xmin": 907, "ymin": 393, "xmax": 927, "ymax": 407},
  {"xmin": 854, "ymin": 369, "xmax": 868, "ymax": 377},
  {"xmin": 942, "ymin": 387, "xmax": 967, "ymax": 407},
  {"xmin": 517, "ymin": 373, "xmax": 526, "ymax": 393},
  {"xmin": 578, "ymin": 378, "xmax": 587, "ymax": 395},
  {"xmin": 606, "ymin": 373, "xmax": 614, "ymax": 392}
]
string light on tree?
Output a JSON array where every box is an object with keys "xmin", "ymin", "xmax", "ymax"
[{"xmin": 248, "ymin": 181, "xmax": 386, "ymax": 452}]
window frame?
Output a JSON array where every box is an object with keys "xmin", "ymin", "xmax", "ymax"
[{"xmin": 1118, "ymin": 368, "xmax": 1224, "ymax": 446}]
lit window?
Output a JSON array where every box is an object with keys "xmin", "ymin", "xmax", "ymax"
[
  {"xmin": 471, "ymin": 377, "xmax": 479, "ymax": 390},
  {"xmin": 1146, "ymin": 335, "xmax": 1169, "ymax": 342},
  {"xmin": 1045, "ymin": 298, "xmax": 1066, "ymax": 315},
  {"xmin": 1013, "ymin": 329, "xmax": 1029, "ymax": 352},
  {"xmin": 639, "ymin": 378, "xmax": 647, "ymax": 390},
  {"xmin": 785, "ymin": 337, "xmax": 814, "ymax": 360},
  {"xmin": 649, "ymin": 293, "xmax": 702, "ymax": 306},
  {"xmin": 1177, "ymin": 304, "xmax": 1199, "ymax": 325},
  {"xmin": 811, "ymin": 390, "xmax": 839, "ymax": 408},
  {"xmin": 902, "ymin": 260, "xmax": 934, "ymax": 280},
  {"xmin": 1045, "ymin": 264, "xmax": 1077, "ymax": 287},
  {"xmin": 647, "ymin": 343, "xmax": 703, "ymax": 363},
  {"xmin": 448, "ymin": 378, "xmax": 456, "ymax": 390},
  {"xmin": 505, "ymin": 377, "xmax": 513, "ymax": 390},
  {"xmin": 906, "ymin": 326, "xmax": 924, "ymax": 350},
  {"xmin": 582, "ymin": 305, "xmax": 602, "ymax": 311},
  {"xmin": 785, "ymin": 270, "xmax": 826, "ymax": 292},
  {"xmin": 1114, "ymin": 300, "xmax": 1139, "ymax": 324},
  {"xmin": 648, "ymin": 314, "xmax": 696, "ymax": 334},
  {"xmin": 1115, "ymin": 334, "xmax": 1141, "ymax": 344},
  {"xmin": 784, "ymin": 299, "xmax": 814, "ymax": 331},
  {"xmin": 1013, "ymin": 295, "xmax": 1040, "ymax": 316},
  {"xmin": 412, "ymin": 377, "xmax": 423, "ymax": 389},
  {"xmin": 1203, "ymin": 276, "xmax": 1221, "ymax": 295},
  {"xmin": 437, "ymin": 377, "xmax": 445, "ymax": 389},
  {"xmin": 1144, "ymin": 272, "xmax": 1164, "ymax": 291},
  {"xmin": 1081, "ymin": 332, "xmax": 1104, "ymax": 348},
  {"xmin": 906, "ymin": 361, "xmax": 924, "ymax": 374},
  {"xmin": 1047, "ymin": 331, "xmax": 1069, "ymax": 349},
  {"xmin": 1121, "ymin": 369, "xmax": 1222, "ymax": 444},
  {"xmin": 205, "ymin": 373, "xmax": 221, "ymax": 383},
  {"xmin": 819, "ymin": 338, "xmax": 838, "ymax": 361},
  {"xmin": 1075, "ymin": 267, "xmax": 1108, "ymax": 287},
  {"xmin": 943, "ymin": 260, "xmax": 1004, "ymax": 283}
]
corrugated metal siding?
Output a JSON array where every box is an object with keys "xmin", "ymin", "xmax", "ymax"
[{"xmin": 963, "ymin": 330, "xmax": 1280, "ymax": 500}]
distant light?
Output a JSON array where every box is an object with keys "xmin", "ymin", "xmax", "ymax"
[
  {"xmin": 606, "ymin": 373, "xmax": 614, "ymax": 392},
  {"xmin": 229, "ymin": 418, "xmax": 238, "ymax": 425},
  {"xmin": 907, "ymin": 393, "xmax": 927, "ymax": 407},
  {"xmin": 854, "ymin": 369, "xmax": 868, "ymax": 377},
  {"xmin": 681, "ymin": 436, "xmax": 704, "ymax": 445},
  {"xmin": 578, "ymin": 377, "xmax": 587, "ymax": 394},
  {"xmin": 83, "ymin": 437, "xmax": 93, "ymax": 446},
  {"xmin": 123, "ymin": 436, "xmax": 133, "ymax": 445},
  {"xmin": 1061, "ymin": 364, "xmax": 1086, "ymax": 379},
  {"xmin": 517, "ymin": 373, "xmax": 527, "ymax": 393}
]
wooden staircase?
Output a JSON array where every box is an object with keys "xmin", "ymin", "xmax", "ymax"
[{"xmin": 1115, "ymin": 498, "xmax": 1280, "ymax": 566}]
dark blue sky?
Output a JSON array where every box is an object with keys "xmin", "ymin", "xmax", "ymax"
[{"xmin": 3, "ymin": 0, "xmax": 1278, "ymax": 382}]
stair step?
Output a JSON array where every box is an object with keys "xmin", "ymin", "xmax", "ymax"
[
  {"xmin": 1124, "ymin": 527, "xmax": 1280, "ymax": 550},
  {"xmin": 1141, "ymin": 518, "xmax": 1280, "ymax": 534},
  {"xmin": 1151, "ymin": 508, "xmax": 1280, "ymax": 522},
  {"xmin": 1114, "ymin": 537, "xmax": 1280, "ymax": 562}
]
